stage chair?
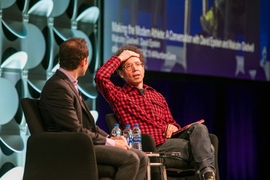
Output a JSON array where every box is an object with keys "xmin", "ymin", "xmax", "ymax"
[
  {"xmin": 105, "ymin": 113, "xmax": 219, "ymax": 180},
  {"xmin": 21, "ymin": 98, "xmax": 116, "ymax": 180}
]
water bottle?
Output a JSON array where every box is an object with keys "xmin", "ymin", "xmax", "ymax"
[
  {"xmin": 123, "ymin": 124, "xmax": 133, "ymax": 148},
  {"xmin": 111, "ymin": 123, "xmax": 121, "ymax": 137},
  {"xmin": 132, "ymin": 123, "xmax": 142, "ymax": 150}
]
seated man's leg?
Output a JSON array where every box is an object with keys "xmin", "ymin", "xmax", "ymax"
[
  {"xmin": 178, "ymin": 124, "xmax": 215, "ymax": 178},
  {"xmin": 157, "ymin": 124, "xmax": 215, "ymax": 179},
  {"xmin": 95, "ymin": 145, "xmax": 148, "ymax": 180}
]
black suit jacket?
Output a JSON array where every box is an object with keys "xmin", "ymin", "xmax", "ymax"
[{"xmin": 39, "ymin": 70, "xmax": 107, "ymax": 145}]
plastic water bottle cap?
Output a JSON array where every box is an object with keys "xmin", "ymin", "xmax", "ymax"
[
  {"xmin": 114, "ymin": 123, "xmax": 119, "ymax": 127},
  {"xmin": 126, "ymin": 124, "xmax": 130, "ymax": 128},
  {"xmin": 134, "ymin": 123, "xmax": 139, "ymax": 127}
]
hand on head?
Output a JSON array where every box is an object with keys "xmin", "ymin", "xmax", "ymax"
[{"xmin": 118, "ymin": 50, "xmax": 140, "ymax": 62}]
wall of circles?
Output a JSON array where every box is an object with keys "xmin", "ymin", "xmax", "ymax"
[{"xmin": 0, "ymin": 0, "xmax": 99, "ymax": 178}]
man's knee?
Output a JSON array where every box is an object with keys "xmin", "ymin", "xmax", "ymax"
[{"xmin": 191, "ymin": 123, "xmax": 208, "ymax": 134}]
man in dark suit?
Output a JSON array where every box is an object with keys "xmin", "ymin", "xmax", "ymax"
[{"xmin": 39, "ymin": 37, "xmax": 148, "ymax": 180}]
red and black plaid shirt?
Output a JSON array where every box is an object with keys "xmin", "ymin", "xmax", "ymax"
[{"xmin": 95, "ymin": 56, "xmax": 181, "ymax": 145}]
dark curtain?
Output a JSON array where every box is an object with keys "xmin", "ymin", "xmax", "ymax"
[{"xmin": 97, "ymin": 71, "xmax": 270, "ymax": 180}]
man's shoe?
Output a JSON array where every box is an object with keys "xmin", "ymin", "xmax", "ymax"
[{"xmin": 203, "ymin": 171, "xmax": 215, "ymax": 180}]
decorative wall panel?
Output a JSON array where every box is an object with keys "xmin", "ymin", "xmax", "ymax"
[{"xmin": 0, "ymin": 0, "xmax": 99, "ymax": 178}]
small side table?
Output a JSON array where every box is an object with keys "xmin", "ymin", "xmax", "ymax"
[{"xmin": 146, "ymin": 152, "xmax": 181, "ymax": 180}]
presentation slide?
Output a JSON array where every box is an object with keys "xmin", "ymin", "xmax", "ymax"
[{"xmin": 103, "ymin": 0, "xmax": 269, "ymax": 81}]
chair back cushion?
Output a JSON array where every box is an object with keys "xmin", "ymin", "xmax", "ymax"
[
  {"xmin": 105, "ymin": 113, "xmax": 120, "ymax": 131},
  {"xmin": 21, "ymin": 98, "xmax": 46, "ymax": 133}
]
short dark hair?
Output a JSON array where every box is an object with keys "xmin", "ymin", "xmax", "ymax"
[
  {"xmin": 59, "ymin": 37, "xmax": 89, "ymax": 70},
  {"xmin": 115, "ymin": 45, "xmax": 145, "ymax": 72}
]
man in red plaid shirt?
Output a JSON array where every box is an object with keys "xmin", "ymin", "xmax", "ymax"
[{"xmin": 95, "ymin": 45, "xmax": 216, "ymax": 180}]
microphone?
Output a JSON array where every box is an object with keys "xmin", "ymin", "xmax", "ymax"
[{"xmin": 139, "ymin": 89, "xmax": 144, "ymax": 95}]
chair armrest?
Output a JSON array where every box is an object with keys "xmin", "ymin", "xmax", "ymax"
[
  {"xmin": 209, "ymin": 133, "xmax": 219, "ymax": 180},
  {"xmin": 23, "ymin": 132, "xmax": 98, "ymax": 180}
]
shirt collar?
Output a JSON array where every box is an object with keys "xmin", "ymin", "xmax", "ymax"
[
  {"xmin": 123, "ymin": 83, "xmax": 153, "ymax": 93},
  {"xmin": 58, "ymin": 67, "xmax": 78, "ymax": 87}
]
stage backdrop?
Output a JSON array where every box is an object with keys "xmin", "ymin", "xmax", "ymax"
[{"xmin": 103, "ymin": 0, "xmax": 269, "ymax": 81}]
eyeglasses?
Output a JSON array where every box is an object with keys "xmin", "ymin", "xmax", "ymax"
[{"xmin": 122, "ymin": 62, "xmax": 143, "ymax": 71}]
